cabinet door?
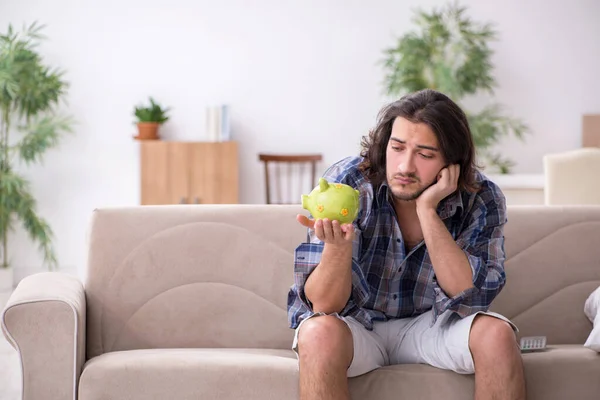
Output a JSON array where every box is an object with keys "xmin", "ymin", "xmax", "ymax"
[
  {"xmin": 140, "ymin": 142, "xmax": 190, "ymax": 205},
  {"xmin": 141, "ymin": 142, "xmax": 169, "ymax": 205},
  {"xmin": 189, "ymin": 142, "xmax": 239, "ymax": 204},
  {"xmin": 166, "ymin": 142, "xmax": 191, "ymax": 204}
]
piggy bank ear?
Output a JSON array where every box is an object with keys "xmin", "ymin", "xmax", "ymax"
[
  {"xmin": 319, "ymin": 178, "xmax": 329, "ymax": 192},
  {"xmin": 301, "ymin": 194, "xmax": 310, "ymax": 210}
]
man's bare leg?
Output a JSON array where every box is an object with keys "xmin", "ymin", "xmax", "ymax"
[
  {"xmin": 469, "ymin": 315, "xmax": 526, "ymax": 400},
  {"xmin": 297, "ymin": 315, "xmax": 354, "ymax": 400}
]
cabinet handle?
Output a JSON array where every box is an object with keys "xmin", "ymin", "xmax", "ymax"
[
  {"xmin": 179, "ymin": 197, "xmax": 187, "ymax": 204},
  {"xmin": 193, "ymin": 197, "xmax": 200, "ymax": 204}
]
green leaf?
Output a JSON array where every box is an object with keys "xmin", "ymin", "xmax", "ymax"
[
  {"xmin": 0, "ymin": 168, "xmax": 57, "ymax": 269},
  {"xmin": 382, "ymin": 1, "xmax": 500, "ymax": 97},
  {"xmin": 484, "ymin": 151, "xmax": 516, "ymax": 174},
  {"xmin": 468, "ymin": 104, "xmax": 529, "ymax": 143},
  {"xmin": 381, "ymin": 34, "xmax": 433, "ymax": 95},
  {"xmin": 466, "ymin": 104, "xmax": 530, "ymax": 173},
  {"xmin": 380, "ymin": 1, "xmax": 528, "ymax": 171},
  {"xmin": 19, "ymin": 202, "xmax": 57, "ymax": 270},
  {"xmin": 0, "ymin": 22, "xmax": 72, "ymax": 270},
  {"xmin": 0, "ymin": 169, "xmax": 21, "ymax": 241},
  {"xmin": 16, "ymin": 114, "xmax": 73, "ymax": 165},
  {"xmin": 0, "ymin": 23, "xmax": 67, "ymax": 120},
  {"xmin": 24, "ymin": 21, "xmax": 47, "ymax": 42},
  {"xmin": 0, "ymin": 73, "xmax": 19, "ymax": 111},
  {"xmin": 133, "ymin": 96, "xmax": 170, "ymax": 123}
]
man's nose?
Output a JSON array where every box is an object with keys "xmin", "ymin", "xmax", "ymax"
[{"xmin": 398, "ymin": 153, "xmax": 416, "ymax": 174}]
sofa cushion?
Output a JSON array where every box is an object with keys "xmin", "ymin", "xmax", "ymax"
[
  {"xmin": 78, "ymin": 348, "xmax": 300, "ymax": 400},
  {"xmin": 350, "ymin": 345, "xmax": 600, "ymax": 400},
  {"xmin": 519, "ymin": 345, "xmax": 600, "ymax": 399},
  {"xmin": 78, "ymin": 346, "xmax": 600, "ymax": 400}
]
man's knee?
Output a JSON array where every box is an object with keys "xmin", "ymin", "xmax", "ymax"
[
  {"xmin": 297, "ymin": 315, "xmax": 353, "ymax": 369},
  {"xmin": 469, "ymin": 315, "xmax": 517, "ymax": 359}
]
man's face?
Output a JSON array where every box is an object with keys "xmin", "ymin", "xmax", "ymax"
[{"xmin": 386, "ymin": 117, "xmax": 447, "ymax": 201}]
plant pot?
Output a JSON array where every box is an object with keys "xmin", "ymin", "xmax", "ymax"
[
  {"xmin": 0, "ymin": 267, "xmax": 14, "ymax": 292},
  {"xmin": 134, "ymin": 122, "xmax": 160, "ymax": 140}
]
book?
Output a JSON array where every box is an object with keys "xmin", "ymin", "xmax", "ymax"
[
  {"xmin": 206, "ymin": 104, "xmax": 231, "ymax": 142},
  {"xmin": 220, "ymin": 104, "xmax": 230, "ymax": 141},
  {"xmin": 206, "ymin": 105, "xmax": 220, "ymax": 142}
]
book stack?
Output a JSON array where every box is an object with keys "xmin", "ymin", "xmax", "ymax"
[{"xmin": 206, "ymin": 105, "xmax": 231, "ymax": 142}]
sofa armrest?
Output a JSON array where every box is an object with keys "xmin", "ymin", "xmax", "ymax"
[{"xmin": 1, "ymin": 272, "xmax": 86, "ymax": 400}]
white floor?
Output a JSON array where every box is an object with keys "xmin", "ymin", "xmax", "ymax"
[{"xmin": 0, "ymin": 290, "xmax": 21, "ymax": 400}]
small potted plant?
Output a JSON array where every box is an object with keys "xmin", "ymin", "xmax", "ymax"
[{"xmin": 133, "ymin": 97, "xmax": 170, "ymax": 140}]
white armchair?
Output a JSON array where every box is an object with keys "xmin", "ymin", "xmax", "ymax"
[{"xmin": 543, "ymin": 148, "xmax": 600, "ymax": 205}]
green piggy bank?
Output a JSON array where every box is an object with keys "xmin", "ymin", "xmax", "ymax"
[{"xmin": 301, "ymin": 178, "xmax": 360, "ymax": 224}]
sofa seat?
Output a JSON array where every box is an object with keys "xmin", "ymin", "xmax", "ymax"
[
  {"xmin": 350, "ymin": 345, "xmax": 600, "ymax": 400},
  {"xmin": 78, "ymin": 345, "xmax": 600, "ymax": 400},
  {"xmin": 78, "ymin": 348, "xmax": 300, "ymax": 400}
]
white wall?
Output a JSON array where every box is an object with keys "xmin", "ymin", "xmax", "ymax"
[{"xmin": 1, "ymin": 0, "xmax": 599, "ymax": 281}]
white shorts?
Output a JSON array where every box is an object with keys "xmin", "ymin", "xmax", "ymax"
[{"xmin": 292, "ymin": 309, "xmax": 518, "ymax": 377}]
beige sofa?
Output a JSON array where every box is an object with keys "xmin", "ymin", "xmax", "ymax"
[{"xmin": 2, "ymin": 204, "xmax": 600, "ymax": 400}]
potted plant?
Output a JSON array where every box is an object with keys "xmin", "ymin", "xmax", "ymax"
[
  {"xmin": 133, "ymin": 97, "xmax": 170, "ymax": 140},
  {"xmin": 0, "ymin": 22, "xmax": 74, "ymax": 290},
  {"xmin": 381, "ymin": 1, "xmax": 529, "ymax": 173}
]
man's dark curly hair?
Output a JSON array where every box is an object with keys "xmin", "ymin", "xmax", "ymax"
[{"xmin": 359, "ymin": 89, "xmax": 480, "ymax": 193}]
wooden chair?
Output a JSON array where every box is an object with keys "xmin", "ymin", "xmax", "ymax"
[{"xmin": 258, "ymin": 153, "xmax": 323, "ymax": 204}]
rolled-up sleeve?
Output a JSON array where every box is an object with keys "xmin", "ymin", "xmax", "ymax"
[
  {"xmin": 433, "ymin": 186, "xmax": 507, "ymax": 319},
  {"xmin": 293, "ymin": 229, "xmax": 369, "ymax": 308},
  {"xmin": 293, "ymin": 242, "xmax": 325, "ymax": 309}
]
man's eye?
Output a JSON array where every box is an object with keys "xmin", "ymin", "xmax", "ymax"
[
  {"xmin": 420, "ymin": 153, "xmax": 433, "ymax": 159},
  {"xmin": 391, "ymin": 147, "xmax": 402, "ymax": 152}
]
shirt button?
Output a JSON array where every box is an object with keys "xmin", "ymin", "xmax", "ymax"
[
  {"xmin": 396, "ymin": 238, "xmax": 401, "ymax": 243},
  {"xmin": 393, "ymin": 294, "xmax": 398, "ymax": 300}
]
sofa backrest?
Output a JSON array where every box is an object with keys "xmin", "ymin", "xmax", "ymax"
[
  {"xmin": 85, "ymin": 205, "xmax": 600, "ymax": 359},
  {"xmin": 85, "ymin": 205, "xmax": 305, "ymax": 359},
  {"xmin": 490, "ymin": 206, "xmax": 600, "ymax": 344}
]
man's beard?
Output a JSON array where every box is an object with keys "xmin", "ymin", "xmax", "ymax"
[{"xmin": 388, "ymin": 174, "xmax": 437, "ymax": 201}]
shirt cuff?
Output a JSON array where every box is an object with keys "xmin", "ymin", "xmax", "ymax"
[
  {"xmin": 433, "ymin": 284, "xmax": 480, "ymax": 321},
  {"xmin": 462, "ymin": 245, "xmax": 488, "ymax": 288},
  {"xmin": 294, "ymin": 242, "xmax": 324, "ymax": 274},
  {"xmin": 293, "ymin": 242, "xmax": 325, "ymax": 310}
]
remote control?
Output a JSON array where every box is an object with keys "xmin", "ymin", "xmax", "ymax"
[{"xmin": 520, "ymin": 336, "xmax": 547, "ymax": 352}]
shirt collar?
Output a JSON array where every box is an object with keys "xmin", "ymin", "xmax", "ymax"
[{"xmin": 376, "ymin": 181, "xmax": 464, "ymax": 220}]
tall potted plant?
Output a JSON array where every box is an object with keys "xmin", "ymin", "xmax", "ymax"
[
  {"xmin": 0, "ymin": 22, "xmax": 73, "ymax": 289},
  {"xmin": 133, "ymin": 97, "xmax": 170, "ymax": 140},
  {"xmin": 381, "ymin": 1, "xmax": 529, "ymax": 173}
]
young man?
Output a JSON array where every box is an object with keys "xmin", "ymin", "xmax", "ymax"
[{"xmin": 287, "ymin": 89, "xmax": 526, "ymax": 400}]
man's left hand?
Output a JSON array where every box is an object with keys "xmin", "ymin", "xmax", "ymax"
[{"xmin": 416, "ymin": 164, "xmax": 460, "ymax": 212}]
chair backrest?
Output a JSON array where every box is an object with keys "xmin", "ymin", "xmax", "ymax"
[
  {"xmin": 543, "ymin": 148, "xmax": 600, "ymax": 205},
  {"xmin": 258, "ymin": 153, "xmax": 322, "ymax": 204}
]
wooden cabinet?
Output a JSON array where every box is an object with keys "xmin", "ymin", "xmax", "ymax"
[{"xmin": 140, "ymin": 141, "xmax": 238, "ymax": 205}]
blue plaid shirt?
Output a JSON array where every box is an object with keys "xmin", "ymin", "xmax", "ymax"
[{"xmin": 287, "ymin": 156, "xmax": 507, "ymax": 330}]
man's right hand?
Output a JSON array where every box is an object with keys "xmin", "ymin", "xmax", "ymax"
[{"xmin": 297, "ymin": 214, "xmax": 354, "ymax": 246}]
